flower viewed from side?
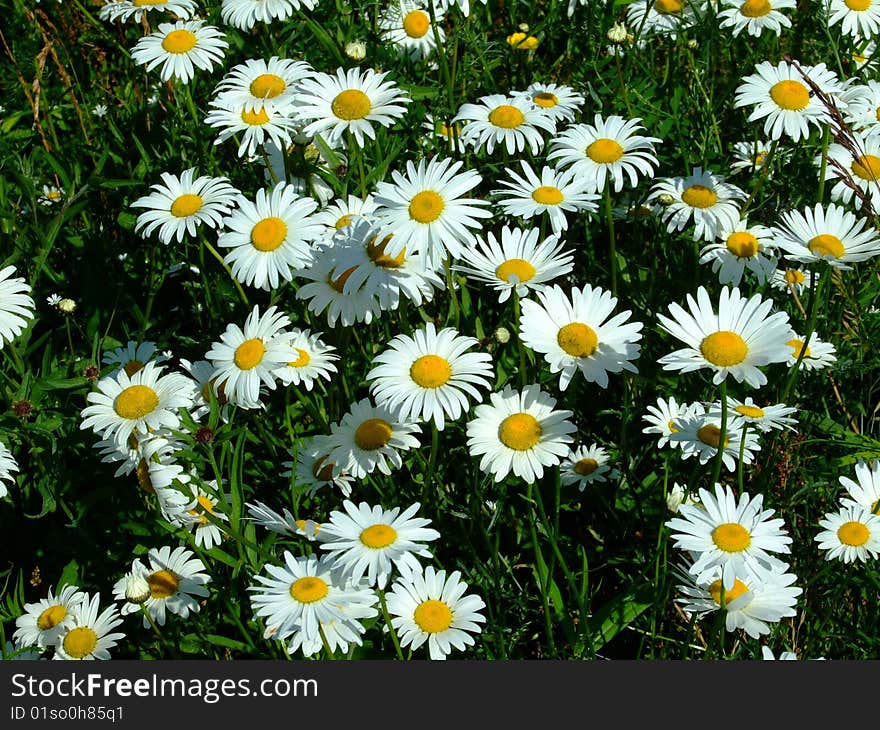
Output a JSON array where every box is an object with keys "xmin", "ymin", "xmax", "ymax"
[
  {"xmin": 642, "ymin": 396, "xmax": 703, "ymax": 448},
  {"xmin": 822, "ymin": 131, "xmax": 880, "ymax": 208},
  {"xmin": 273, "ymin": 328, "xmax": 338, "ymax": 391},
  {"xmin": 839, "ymin": 459, "xmax": 880, "ymax": 513},
  {"xmin": 785, "ymin": 331, "xmax": 837, "ymax": 371},
  {"xmin": 670, "ymin": 412, "xmax": 762, "ymax": 472},
  {"xmin": 0, "ymin": 441, "xmax": 18, "ymax": 498},
  {"xmin": 772, "ymin": 203, "xmax": 880, "ymax": 269},
  {"xmin": 385, "ymin": 565, "xmax": 486, "ymax": 660},
  {"xmin": 0, "ymin": 266, "xmax": 35, "ymax": 349}
]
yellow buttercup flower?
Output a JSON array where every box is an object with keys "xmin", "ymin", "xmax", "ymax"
[{"xmin": 506, "ymin": 31, "xmax": 539, "ymax": 49}]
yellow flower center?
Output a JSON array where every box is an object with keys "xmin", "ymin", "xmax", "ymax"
[
  {"xmin": 288, "ymin": 349, "xmax": 311, "ymax": 368},
  {"xmin": 851, "ymin": 154, "xmax": 880, "ymax": 181},
  {"xmin": 532, "ymin": 185, "xmax": 564, "ymax": 205},
  {"xmin": 360, "ymin": 524, "xmax": 398, "ymax": 548},
  {"xmin": 170, "ymin": 193, "xmax": 203, "ymax": 218},
  {"xmin": 740, "ymin": 0, "xmax": 771, "ymax": 16},
  {"xmin": 488, "ymin": 105, "xmax": 525, "ymax": 129},
  {"xmin": 586, "ymin": 138, "xmax": 624, "ymax": 163},
  {"xmin": 846, "ymin": 0, "xmax": 872, "ymax": 10},
  {"xmin": 331, "ymin": 89, "xmax": 372, "ymax": 121},
  {"xmin": 735, "ymin": 404, "xmax": 765, "ymax": 418},
  {"xmin": 557, "ymin": 322, "xmax": 599, "ymax": 358},
  {"xmin": 784, "ymin": 268, "xmax": 805, "ymax": 285},
  {"xmin": 403, "ymin": 9, "xmax": 430, "ymax": 38},
  {"xmin": 654, "ymin": 0, "xmax": 682, "ymax": 12},
  {"xmin": 148, "ymin": 569, "xmax": 180, "ymax": 599},
  {"xmin": 312, "ymin": 456, "xmax": 335, "ymax": 481},
  {"xmin": 354, "ymin": 418, "xmax": 393, "ymax": 450},
  {"xmin": 754, "ymin": 151, "xmax": 766, "ymax": 167},
  {"xmin": 787, "ymin": 338, "xmax": 812, "ymax": 358},
  {"xmin": 700, "ymin": 331, "xmax": 748, "ymax": 367},
  {"xmin": 838, "ymin": 520, "xmax": 870, "ymax": 546},
  {"xmin": 533, "ymin": 92, "xmax": 558, "ymax": 108},
  {"xmin": 770, "ymin": 80, "xmax": 810, "ymax": 111},
  {"xmin": 712, "ymin": 522, "xmax": 751, "ymax": 552},
  {"xmin": 709, "ymin": 578, "xmax": 750, "ymax": 606},
  {"xmin": 329, "ymin": 266, "xmax": 359, "ymax": 293},
  {"xmin": 574, "ymin": 458, "xmax": 599, "ymax": 476},
  {"xmin": 498, "ymin": 413, "xmax": 542, "ymax": 451},
  {"xmin": 495, "ymin": 258, "xmax": 536, "ymax": 284},
  {"xmin": 408, "ymin": 190, "xmax": 446, "ymax": 223},
  {"xmin": 335, "ymin": 213, "xmax": 354, "ymax": 230},
  {"xmin": 875, "ymin": 106, "xmax": 880, "ymax": 122},
  {"xmin": 136, "ymin": 459, "xmax": 153, "ymax": 494},
  {"xmin": 410, "ymin": 354, "xmax": 452, "ymax": 388},
  {"xmin": 249, "ymin": 73, "xmax": 286, "ymax": 99},
  {"xmin": 668, "ymin": 419, "xmax": 680, "ymax": 433},
  {"xmin": 234, "ymin": 338, "xmax": 266, "ymax": 370},
  {"xmin": 161, "ymin": 29, "xmax": 197, "ymax": 54},
  {"xmin": 37, "ymin": 604, "xmax": 67, "ymax": 631},
  {"xmin": 808, "ymin": 234, "xmax": 845, "ymax": 259},
  {"xmin": 681, "ymin": 184, "xmax": 718, "ymax": 209},
  {"xmin": 413, "ymin": 599, "xmax": 453, "ymax": 633},
  {"xmin": 133, "ymin": 0, "xmax": 167, "ymax": 5},
  {"xmin": 697, "ymin": 424, "xmax": 729, "ymax": 449},
  {"xmin": 726, "ymin": 231, "xmax": 759, "ymax": 258},
  {"xmin": 62, "ymin": 627, "xmax": 98, "ymax": 659},
  {"xmin": 289, "ymin": 577, "xmax": 329, "ymax": 604},
  {"xmin": 241, "ymin": 108, "xmax": 270, "ymax": 125},
  {"xmin": 368, "ymin": 235, "xmax": 406, "ymax": 268},
  {"xmin": 123, "ymin": 360, "xmax": 145, "ymax": 377},
  {"xmin": 114, "ymin": 384, "xmax": 159, "ymax": 420},
  {"xmin": 188, "ymin": 494, "xmax": 216, "ymax": 525},
  {"xmin": 250, "ymin": 216, "xmax": 288, "ymax": 252}
]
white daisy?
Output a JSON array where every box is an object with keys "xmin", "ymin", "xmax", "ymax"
[
  {"xmin": 0, "ymin": 441, "xmax": 18, "ymax": 498},
  {"xmin": 102, "ymin": 340, "xmax": 170, "ymax": 378},
  {"xmin": 519, "ymin": 283, "xmax": 644, "ymax": 391},
  {"xmin": 113, "ymin": 546, "xmax": 212, "ymax": 627},
  {"xmin": 698, "ymin": 217, "xmax": 778, "ymax": 286},
  {"xmin": 53, "ymin": 593, "xmax": 125, "ymax": 661},
  {"xmin": 465, "ymin": 383, "xmax": 577, "ymax": 484},
  {"xmin": 453, "ymin": 93, "xmax": 556, "ymax": 155},
  {"xmin": 13, "ymin": 585, "xmax": 86, "ymax": 650},
  {"xmin": 517, "ymin": 82, "xmax": 585, "ymax": 125},
  {"xmin": 828, "ymin": 0, "xmax": 880, "ymax": 38},
  {"xmin": 839, "ymin": 458, "xmax": 880, "ymax": 513},
  {"xmin": 769, "ymin": 265, "xmax": 817, "ymax": 296},
  {"xmin": 379, "ymin": 1, "xmax": 446, "ymax": 60},
  {"xmin": 131, "ymin": 168, "xmax": 238, "ymax": 245},
  {"xmin": 547, "ymin": 115, "xmax": 661, "ymax": 193},
  {"xmin": 183, "ymin": 480, "xmax": 230, "ymax": 550},
  {"xmin": 709, "ymin": 396, "xmax": 798, "ymax": 433},
  {"xmin": 312, "ymin": 193, "xmax": 378, "ymax": 239},
  {"xmin": 453, "ymin": 225, "xmax": 574, "ymax": 304},
  {"xmin": 385, "ymin": 565, "xmax": 486, "ymax": 660},
  {"xmin": 218, "ymin": 183, "xmax": 322, "ymax": 291},
  {"xmin": 729, "ymin": 139, "xmax": 788, "ymax": 175},
  {"xmin": 626, "ymin": 0, "xmax": 696, "ymax": 36},
  {"xmin": 657, "ymin": 285, "xmax": 792, "ymax": 388},
  {"xmin": 99, "ymin": 0, "xmax": 197, "ymax": 23},
  {"xmin": 772, "ymin": 204, "xmax": 880, "ymax": 270},
  {"xmin": 283, "ymin": 591, "xmax": 378, "ymax": 658},
  {"xmin": 366, "ymin": 322, "xmax": 494, "ymax": 430},
  {"xmin": 220, "ymin": 0, "xmax": 317, "ymax": 31},
  {"xmin": 246, "ymin": 500, "xmax": 305, "ymax": 538},
  {"xmin": 204, "ymin": 101, "xmax": 301, "ymax": 160},
  {"xmin": 319, "ymin": 500, "xmax": 441, "ymax": 588},
  {"xmin": 38, "ymin": 184, "xmax": 64, "ymax": 206},
  {"xmin": 666, "ymin": 483, "xmax": 792, "ymax": 589},
  {"xmin": 0, "ymin": 265, "xmax": 35, "ymax": 349},
  {"xmin": 815, "ymin": 504, "xmax": 880, "ymax": 562},
  {"xmin": 670, "ymin": 412, "xmax": 762, "ymax": 473},
  {"xmin": 560, "ymin": 443, "xmax": 619, "ymax": 490},
  {"xmin": 131, "ymin": 20, "xmax": 228, "ymax": 84},
  {"xmin": 178, "ymin": 358, "xmax": 233, "ymax": 424},
  {"xmin": 274, "ymin": 328, "xmax": 338, "ymax": 391},
  {"xmin": 286, "ymin": 434, "xmax": 356, "ymax": 498},
  {"xmin": 823, "ymin": 131, "xmax": 880, "ymax": 208},
  {"xmin": 718, "ymin": 0, "xmax": 795, "ymax": 36},
  {"xmin": 642, "ymin": 396, "xmax": 703, "ymax": 448},
  {"xmin": 212, "ymin": 56, "xmax": 313, "ymax": 114},
  {"xmin": 785, "ymin": 331, "xmax": 837, "ymax": 371}
]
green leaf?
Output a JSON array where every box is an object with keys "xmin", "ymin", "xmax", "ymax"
[
  {"xmin": 589, "ymin": 587, "xmax": 653, "ymax": 651},
  {"xmin": 56, "ymin": 559, "xmax": 80, "ymax": 592}
]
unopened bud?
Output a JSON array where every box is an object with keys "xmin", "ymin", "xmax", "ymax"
[
  {"xmin": 345, "ymin": 40, "xmax": 366, "ymax": 61},
  {"xmin": 124, "ymin": 573, "xmax": 151, "ymax": 604},
  {"xmin": 657, "ymin": 193, "xmax": 675, "ymax": 206},
  {"xmin": 607, "ymin": 22, "xmax": 628, "ymax": 44},
  {"xmin": 494, "ymin": 326, "xmax": 511, "ymax": 344}
]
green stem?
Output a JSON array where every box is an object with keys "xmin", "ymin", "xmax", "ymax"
[
  {"xmin": 817, "ymin": 125, "xmax": 831, "ymax": 204},
  {"xmin": 319, "ymin": 625, "xmax": 336, "ymax": 660},
  {"xmin": 201, "ymin": 236, "xmax": 250, "ymax": 308},
  {"xmin": 444, "ymin": 256, "xmax": 460, "ymax": 328},
  {"xmin": 781, "ymin": 267, "xmax": 821, "ymax": 403},
  {"xmin": 377, "ymin": 589, "xmax": 405, "ymax": 660},
  {"xmin": 603, "ymin": 181, "xmax": 618, "ymax": 297},
  {"xmin": 710, "ymin": 379, "xmax": 728, "ymax": 487},
  {"xmin": 513, "ymin": 290, "xmax": 528, "ymax": 388},
  {"xmin": 526, "ymin": 482, "xmax": 558, "ymax": 657},
  {"xmin": 736, "ymin": 422, "xmax": 748, "ymax": 495}
]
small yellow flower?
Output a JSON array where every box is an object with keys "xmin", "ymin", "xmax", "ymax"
[{"xmin": 506, "ymin": 32, "xmax": 539, "ymax": 50}]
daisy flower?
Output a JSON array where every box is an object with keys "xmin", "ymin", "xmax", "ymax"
[
  {"xmin": 465, "ymin": 383, "xmax": 577, "ymax": 483},
  {"xmin": 761, "ymin": 646, "xmax": 798, "ymax": 660},
  {"xmin": 0, "ymin": 265, "xmax": 35, "ymax": 348},
  {"xmin": 294, "ymin": 67, "xmax": 411, "ymax": 147},
  {"xmin": 38, "ymin": 184, "xmax": 64, "ymax": 206},
  {"xmin": 312, "ymin": 193, "xmax": 378, "ymax": 239},
  {"xmin": 131, "ymin": 168, "xmax": 238, "ymax": 245},
  {"xmin": 246, "ymin": 500, "xmax": 304, "ymax": 538},
  {"xmin": 841, "ymin": 79, "xmax": 880, "ymax": 132},
  {"xmin": 626, "ymin": 0, "xmax": 696, "ymax": 36},
  {"xmin": 839, "ymin": 458, "xmax": 880, "ymax": 512},
  {"xmin": 212, "ymin": 56, "xmax": 313, "ymax": 114},
  {"xmin": 815, "ymin": 504, "xmax": 880, "ymax": 563},
  {"xmin": 102, "ymin": 340, "xmax": 169, "ymax": 378},
  {"xmin": 287, "ymin": 434, "xmax": 356, "ymax": 498},
  {"xmin": 53, "ymin": 593, "xmax": 125, "ymax": 661},
  {"xmin": 729, "ymin": 139, "xmax": 787, "ymax": 175},
  {"xmin": 273, "ymin": 328, "xmax": 338, "ymax": 391},
  {"xmin": 131, "ymin": 20, "xmax": 228, "ymax": 84},
  {"xmin": 547, "ymin": 114, "xmax": 661, "ymax": 193},
  {"xmin": 733, "ymin": 59, "xmax": 846, "ymax": 142},
  {"xmin": 853, "ymin": 38, "xmax": 878, "ymax": 70},
  {"xmin": 249, "ymin": 552, "xmax": 376, "ymax": 642},
  {"xmin": 80, "ymin": 361, "xmax": 193, "ymax": 448},
  {"xmin": 519, "ymin": 283, "xmax": 644, "ymax": 391},
  {"xmin": 822, "ymin": 131, "xmax": 880, "ymax": 208},
  {"xmin": 453, "ymin": 225, "xmax": 574, "ymax": 304},
  {"xmin": 490, "ymin": 161, "xmax": 599, "ymax": 235},
  {"xmin": 319, "ymin": 500, "xmax": 441, "ymax": 588},
  {"xmin": 183, "ymin": 480, "xmax": 230, "ymax": 550},
  {"xmin": 366, "ymin": 322, "xmax": 494, "ymax": 431},
  {"xmin": 698, "ymin": 218, "xmax": 778, "ymax": 286},
  {"xmin": 379, "ymin": 1, "xmax": 446, "ymax": 60},
  {"xmin": 99, "ymin": 0, "xmax": 197, "ymax": 23},
  {"xmin": 769, "ymin": 265, "xmax": 817, "ymax": 296},
  {"xmin": 204, "ymin": 100, "xmax": 301, "ymax": 160},
  {"xmin": 0, "ymin": 441, "xmax": 18, "ymax": 498},
  {"xmin": 453, "ymin": 93, "xmax": 556, "ymax": 155},
  {"xmin": 670, "ymin": 412, "xmax": 762, "ymax": 472},
  {"xmin": 827, "ymin": 0, "xmax": 880, "ymax": 38},
  {"xmin": 371, "ymin": 156, "xmax": 492, "ymax": 266},
  {"xmin": 560, "ymin": 443, "xmax": 619, "ymax": 490},
  {"xmin": 205, "ymin": 305, "xmax": 296, "ymax": 409},
  {"xmin": 385, "ymin": 565, "xmax": 486, "ymax": 660},
  {"xmin": 421, "ymin": 114, "xmax": 467, "ymax": 149},
  {"xmin": 709, "ymin": 396, "xmax": 798, "ymax": 433},
  {"xmin": 675, "ymin": 562, "xmax": 802, "ymax": 639},
  {"xmin": 178, "ymin": 358, "xmax": 233, "ymax": 423},
  {"xmin": 113, "ymin": 546, "xmax": 212, "ymax": 627},
  {"xmin": 13, "ymin": 585, "xmax": 86, "ymax": 650},
  {"xmin": 657, "ymin": 285, "xmax": 792, "ymax": 388},
  {"xmin": 218, "ymin": 183, "xmax": 322, "ymax": 291},
  {"xmin": 666, "ymin": 483, "xmax": 792, "ymax": 590},
  {"xmin": 326, "ymin": 398, "xmax": 421, "ymax": 479},
  {"xmin": 718, "ymin": 0, "xmax": 795, "ymax": 37},
  {"xmin": 221, "ymin": 0, "xmax": 316, "ymax": 31},
  {"xmin": 772, "ymin": 203, "xmax": 880, "ymax": 269},
  {"xmin": 517, "ymin": 82, "xmax": 585, "ymax": 125},
  {"xmin": 785, "ymin": 331, "xmax": 837, "ymax": 371},
  {"xmin": 649, "ymin": 167, "xmax": 747, "ymax": 242},
  {"xmin": 642, "ymin": 396, "xmax": 702, "ymax": 448}
]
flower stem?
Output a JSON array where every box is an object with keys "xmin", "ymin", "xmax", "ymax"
[
  {"xmin": 736, "ymin": 422, "xmax": 748, "ymax": 495},
  {"xmin": 710, "ymin": 379, "xmax": 728, "ymax": 487},
  {"xmin": 377, "ymin": 589, "xmax": 405, "ymax": 660},
  {"xmin": 603, "ymin": 181, "xmax": 618, "ymax": 297}
]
